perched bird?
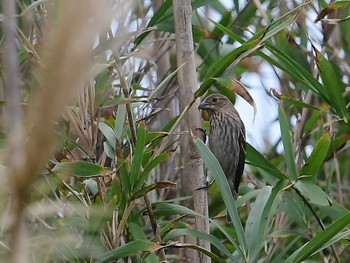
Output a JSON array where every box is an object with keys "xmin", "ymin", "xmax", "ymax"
[{"xmin": 198, "ymin": 94, "xmax": 246, "ymax": 221}]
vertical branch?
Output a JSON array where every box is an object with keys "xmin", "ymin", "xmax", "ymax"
[
  {"xmin": 2, "ymin": 1, "xmax": 25, "ymax": 262},
  {"xmin": 2, "ymin": 0, "xmax": 23, "ymax": 131},
  {"xmin": 173, "ymin": 1, "xmax": 210, "ymax": 262}
]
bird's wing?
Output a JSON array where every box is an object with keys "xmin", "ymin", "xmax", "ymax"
[{"xmin": 234, "ymin": 125, "xmax": 246, "ymax": 194}]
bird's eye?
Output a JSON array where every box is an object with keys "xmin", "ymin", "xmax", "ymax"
[{"xmin": 212, "ymin": 97, "xmax": 218, "ymax": 102}]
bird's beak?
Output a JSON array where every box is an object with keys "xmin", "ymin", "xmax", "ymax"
[{"xmin": 198, "ymin": 101, "xmax": 210, "ymax": 110}]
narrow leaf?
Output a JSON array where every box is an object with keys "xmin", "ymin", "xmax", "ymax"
[
  {"xmin": 98, "ymin": 122, "xmax": 116, "ymax": 150},
  {"xmin": 246, "ymin": 143, "xmax": 287, "ymax": 180},
  {"xmin": 294, "ymin": 179, "xmax": 330, "ymax": 206},
  {"xmin": 193, "ymin": 137, "xmax": 247, "ymax": 254},
  {"xmin": 164, "ymin": 229, "xmax": 236, "ymax": 262},
  {"xmin": 95, "ymin": 240, "xmax": 161, "ymax": 262},
  {"xmin": 278, "ymin": 105, "xmax": 298, "ymax": 180},
  {"xmin": 53, "ymin": 161, "xmax": 109, "ymax": 177},
  {"xmin": 300, "ymin": 130, "xmax": 331, "ymax": 179},
  {"xmin": 130, "ymin": 122, "xmax": 147, "ymax": 190},
  {"xmin": 315, "ymin": 47, "xmax": 348, "ymax": 121},
  {"xmin": 286, "ymin": 213, "xmax": 350, "ymax": 263}
]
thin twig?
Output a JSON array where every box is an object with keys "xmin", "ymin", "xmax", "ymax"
[
  {"xmin": 154, "ymin": 98, "xmax": 196, "ymax": 157},
  {"xmin": 143, "ymin": 194, "xmax": 166, "ymax": 261}
]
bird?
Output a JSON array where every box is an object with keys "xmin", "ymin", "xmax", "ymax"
[{"xmin": 198, "ymin": 94, "xmax": 246, "ymax": 222}]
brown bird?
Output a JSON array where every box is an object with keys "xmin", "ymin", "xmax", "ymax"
[{"xmin": 198, "ymin": 94, "xmax": 246, "ymax": 221}]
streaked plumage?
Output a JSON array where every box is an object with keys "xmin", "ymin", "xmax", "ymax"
[{"xmin": 198, "ymin": 94, "xmax": 246, "ymax": 220}]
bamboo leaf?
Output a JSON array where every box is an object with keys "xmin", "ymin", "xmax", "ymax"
[
  {"xmin": 294, "ymin": 179, "xmax": 330, "ymax": 207},
  {"xmin": 95, "ymin": 240, "xmax": 162, "ymax": 262},
  {"xmin": 193, "ymin": 137, "xmax": 247, "ymax": 254},
  {"xmin": 246, "ymin": 182, "xmax": 285, "ymax": 261},
  {"xmin": 278, "ymin": 105, "xmax": 298, "ymax": 180},
  {"xmin": 52, "ymin": 161, "xmax": 110, "ymax": 177},
  {"xmin": 130, "ymin": 122, "xmax": 147, "ymax": 190},
  {"xmin": 300, "ymin": 130, "xmax": 331, "ymax": 180},
  {"xmin": 98, "ymin": 122, "xmax": 116, "ymax": 150},
  {"xmin": 286, "ymin": 213, "xmax": 350, "ymax": 263},
  {"xmin": 315, "ymin": 47, "xmax": 348, "ymax": 122},
  {"xmin": 246, "ymin": 143, "xmax": 287, "ymax": 180},
  {"xmin": 164, "ymin": 229, "xmax": 236, "ymax": 262}
]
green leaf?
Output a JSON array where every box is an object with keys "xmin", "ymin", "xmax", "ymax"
[
  {"xmin": 196, "ymin": 39, "xmax": 259, "ymax": 97},
  {"xmin": 130, "ymin": 123, "xmax": 147, "ymax": 190},
  {"xmin": 153, "ymin": 202, "xmax": 245, "ymax": 259},
  {"xmin": 0, "ymin": 131, "xmax": 6, "ymax": 149},
  {"xmin": 52, "ymin": 161, "xmax": 109, "ymax": 177},
  {"xmin": 278, "ymin": 95, "xmax": 322, "ymax": 112},
  {"xmin": 294, "ymin": 179, "xmax": 330, "ymax": 206},
  {"xmin": 98, "ymin": 122, "xmax": 116, "ymax": 150},
  {"xmin": 115, "ymin": 96, "xmax": 126, "ymax": 140},
  {"xmin": 133, "ymin": 0, "xmax": 172, "ymax": 46},
  {"xmin": 264, "ymin": 43, "xmax": 326, "ymax": 98},
  {"xmin": 245, "ymin": 182, "xmax": 285, "ymax": 262},
  {"xmin": 193, "ymin": 137, "xmax": 247, "ymax": 255},
  {"xmin": 278, "ymin": 105, "xmax": 298, "ymax": 180},
  {"xmin": 84, "ymin": 179, "xmax": 98, "ymax": 195},
  {"xmin": 246, "ymin": 143, "xmax": 287, "ymax": 180},
  {"xmin": 135, "ymin": 151, "xmax": 173, "ymax": 190},
  {"xmin": 164, "ymin": 229, "xmax": 235, "ymax": 262},
  {"xmin": 299, "ymin": 131, "xmax": 331, "ymax": 179},
  {"xmin": 95, "ymin": 240, "xmax": 161, "ymax": 262},
  {"xmin": 315, "ymin": 48, "xmax": 348, "ymax": 122},
  {"xmin": 286, "ymin": 213, "xmax": 350, "ymax": 263}
]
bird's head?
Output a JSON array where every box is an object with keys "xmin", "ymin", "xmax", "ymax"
[{"xmin": 198, "ymin": 94, "xmax": 233, "ymax": 114}]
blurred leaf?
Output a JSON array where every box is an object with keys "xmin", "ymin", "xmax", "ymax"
[
  {"xmin": 130, "ymin": 122, "xmax": 147, "ymax": 190},
  {"xmin": 95, "ymin": 240, "xmax": 162, "ymax": 262},
  {"xmin": 278, "ymin": 105, "xmax": 298, "ymax": 180},
  {"xmin": 299, "ymin": 130, "xmax": 331, "ymax": 179},
  {"xmin": 315, "ymin": 1, "xmax": 350, "ymax": 22},
  {"xmin": 156, "ymin": 21, "xmax": 217, "ymax": 42},
  {"xmin": 134, "ymin": 0, "xmax": 217, "ymax": 46},
  {"xmin": 326, "ymin": 132, "xmax": 350, "ymax": 160},
  {"xmin": 164, "ymin": 229, "xmax": 235, "ymax": 262},
  {"xmin": 131, "ymin": 181, "xmax": 176, "ymax": 200},
  {"xmin": 153, "ymin": 202, "xmax": 244, "ymax": 258},
  {"xmin": 133, "ymin": 0, "xmax": 172, "ymax": 46},
  {"xmin": 128, "ymin": 222, "xmax": 159, "ymax": 263},
  {"xmin": 53, "ymin": 161, "xmax": 110, "ymax": 177},
  {"xmin": 115, "ymin": 96, "xmax": 126, "ymax": 140},
  {"xmin": 294, "ymin": 179, "xmax": 330, "ymax": 206},
  {"xmin": 315, "ymin": 47, "xmax": 348, "ymax": 122},
  {"xmin": 19, "ymin": 0, "xmax": 51, "ymax": 15},
  {"xmin": 168, "ymin": 243, "xmax": 227, "ymax": 263},
  {"xmin": 264, "ymin": 42, "xmax": 327, "ymax": 98},
  {"xmin": 317, "ymin": 200, "xmax": 350, "ymax": 221},
  {"xmin": 98, "ymin": 122, "xmax": 116, "ymax": 150},
  {"xmin": 286, "ymin": 213, "xmax": 350, "ymax": 263},
  {"xmin": 0, "ymin": 131, "xmax": 6, "ymax": 148},
  {"xmin": 84, "ymin": 179, "xmax": 99, "ymax": 196},
  {"xmin": 312, "ymin": 229, "xmax": 350, "ymax": 256},
  {"xmin": 193, "ymin": 137, "xmax": 247, "ymax": 254}
]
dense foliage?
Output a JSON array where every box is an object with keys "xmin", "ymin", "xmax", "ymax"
[{"xmin": 1, "ymin": 0, "xmax": 350, "ymax": 262}]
